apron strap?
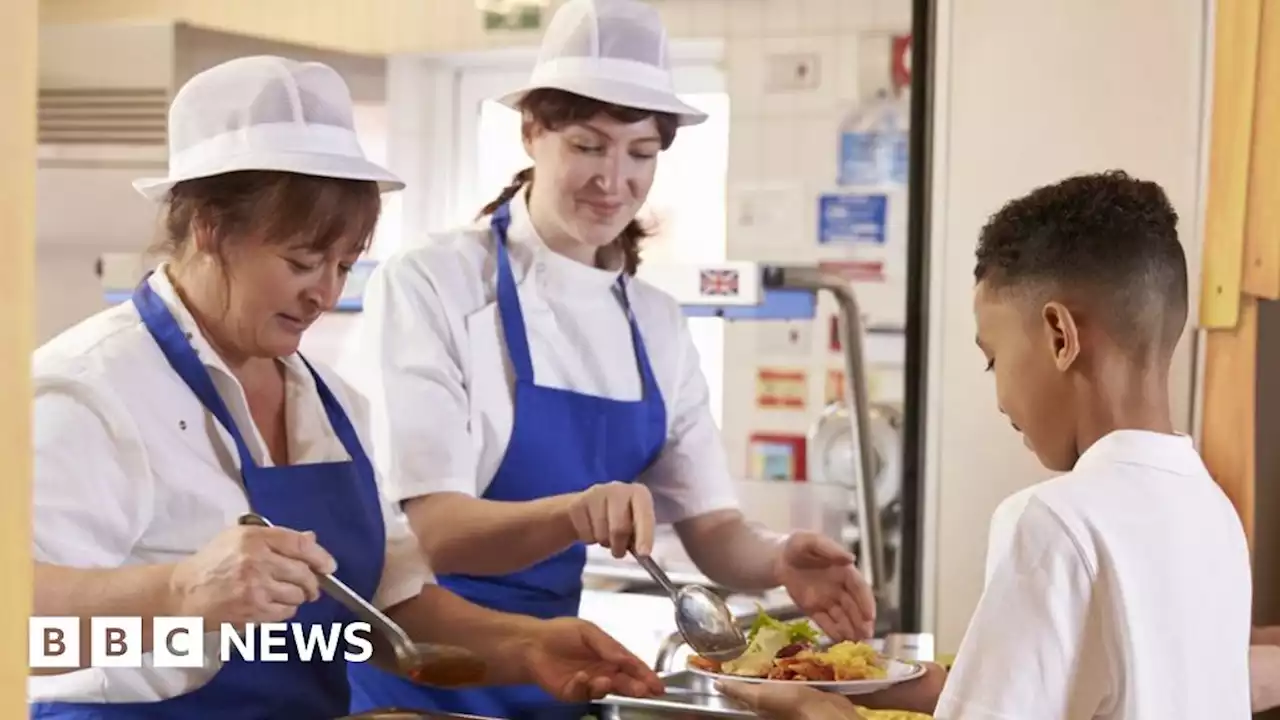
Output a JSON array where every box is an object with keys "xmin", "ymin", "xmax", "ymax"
[
  {"xmin": 296, "ymin": 353, "xmax": 372, "ymax": 471},
  {"xmin": 492, "ymin": 204, "xmax": 537, "ymax": 384},
  {"xmin": 133, "ymin": 275, "xmax": 259, "ymax": 473},
  {"xmin": 612, "ymin": 277, "xmax": 662, "ymax": 398}
]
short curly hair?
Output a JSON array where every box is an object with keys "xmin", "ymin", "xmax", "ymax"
[{"xmin": 974, "ymin": 170, "xmax": 1188, "ymax": 357}]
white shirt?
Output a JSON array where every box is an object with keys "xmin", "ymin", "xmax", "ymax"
[
  {"xmin": 357, "ymin": 193, "xmax": 739, "ymax": 524},
  {"xmin": 936, "ymin": 430, "xmax": 1253, "ymax": 719},
  {"xmin": 29, "ymin": 267, "xmax": 433, "ymax": 704},
  {"xmin": 982, "ymin": 484, "xmax": 1039, "ymax": 586}
]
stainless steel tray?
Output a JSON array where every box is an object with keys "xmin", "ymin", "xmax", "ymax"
[{"xmin": 592, "ymin": 670, "xmax": 754, "ymax": 719}]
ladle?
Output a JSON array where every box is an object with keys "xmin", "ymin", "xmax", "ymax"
[
  {"xmin": 237, "ymin": 512, "xmax": 486, "ymax": 687},
  {"xmin": 632, "ymin": 552, "xmax": 747, "ymax": 663}
]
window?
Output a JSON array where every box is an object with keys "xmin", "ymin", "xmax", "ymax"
[
  {"xmin": 350, "ymin": 103, "xmax": 401, "ymax": 261},
  {"xmin": 452, "ymin": 61, "xmax": 730, "ymax": 425}
]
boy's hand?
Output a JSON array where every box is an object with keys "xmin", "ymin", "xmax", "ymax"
[
  {"xmin": 850, "ymin": 661, "xmax": 949, "ymax": 714},
  {"xmin": 715, "ymin": 681, "xmax": 861, "ymax": 720}
]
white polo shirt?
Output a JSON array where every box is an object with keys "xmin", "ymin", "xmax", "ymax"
[
  {"xmin": 356, "ymin": 193, "xmax": 739, "ymax": 524},
  {"xmin": 29, "ymin": 267, "xmax": 433, "ymax": 704},
  {"xmin": 937, "ymin": 430, "xmax": 1252, "ymax": 719}
]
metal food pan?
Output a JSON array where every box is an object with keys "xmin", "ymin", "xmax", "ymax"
[{"xmin": 592, "ymin": 670, "xmax": 753, "ymax": 719}]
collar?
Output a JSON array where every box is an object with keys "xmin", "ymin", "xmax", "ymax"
[
  {"xmin": 503, "ymin": 190, "xmax": 625, "ymax": 293},
  {"xmin": 145, "ymin": 263, "xmax": 315, "ymax": 390},
  {"xmin": 1073, "ymin": 429, "xmax": 1201, "ymax": 476}
]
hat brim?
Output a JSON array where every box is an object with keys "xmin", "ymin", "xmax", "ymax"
[
  {"xmin": 132, "ymin": 150, "xmax": 406, "ymax": 202},
  {"xmin": 496, "ymin": 77, "xmax": 708, "ymax": 127}
]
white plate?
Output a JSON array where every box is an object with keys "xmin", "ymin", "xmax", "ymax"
[{"xmin": 688, "ymin": 658, "xmax": 927, "ymax": 695}]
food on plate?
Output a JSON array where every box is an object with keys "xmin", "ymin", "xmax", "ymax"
[
  {"xmin": 854, "ymin": 709, "xmax": 931, "ymax": 720},
  {"xmin": 687, "ymin": 609, "xmax": 888, "ymax": 681}
]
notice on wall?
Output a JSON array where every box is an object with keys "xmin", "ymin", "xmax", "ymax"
[
  {"xmin": 818, "ymin": 193, "xmax": 887, "ymax": 246},
  {"xmin": 824, "ymin": 369, "xmax": 846, "ymax": 406},
  {"xmin": 892, "ymin": 35, "xmax": 912, "ymax": 92},
  {"xmin": 748, "ymin": 433, "xmax": 807, "ymax": 482},
  {"xmin": 820, "ymin": 259, "xmax": 886, "ymax": 285},
  {"xmin": 755, "ymin": 367, "xmax": 808, "ymax": 410},
  {"xmin": 823, "ymin": 367, "xmax": 885, "ymax": 405}
]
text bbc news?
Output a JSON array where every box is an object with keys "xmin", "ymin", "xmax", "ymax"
[{"xmin": 28, "ymin": 617, "xmax": 374, "ymax": 669}]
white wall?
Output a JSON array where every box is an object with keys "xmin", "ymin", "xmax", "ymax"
[
  {"xmin": 172, "ymin": 24, "xmax": 387, "ymax": 102},
  {"xmin": 923, "ymin": 0, "xmax": 1210, "ymax": 651},
  {"xmin": 36, "ymin": 24, "xmax": 173, "ymax": 343}
]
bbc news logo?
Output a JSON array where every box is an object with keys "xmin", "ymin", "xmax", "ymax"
[{"xmin": 29, "ymin": 617, "xmax": 374, "ymax": 668}]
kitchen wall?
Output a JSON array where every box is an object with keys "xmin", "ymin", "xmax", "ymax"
[
  {"xmin": 172, "ymin": 24, "xmax": 387, "ymax": 103},
  {"xmin": 35, "ymin": 23, "xmax": 171, "ymax": 343},
  {"xmin": 710, "ymin": 1, "xmax": 913, "ymax": 481}
]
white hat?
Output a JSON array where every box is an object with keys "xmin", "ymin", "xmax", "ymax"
[
  {"xmin": 496, "ymin": 0, "xmax": 707, "ymax": 126},
  {"xmin": 133, "ymin": 55, "xmax": 404, "ymax": 201}
]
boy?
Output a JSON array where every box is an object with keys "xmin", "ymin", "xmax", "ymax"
[{"xmin": 719, "ymin": 171, "xmax": 1253, "ymax": 719}]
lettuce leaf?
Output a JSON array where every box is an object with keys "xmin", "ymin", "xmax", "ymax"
[{"xmin": 746, "ymin": 605, "xmax": 821, "ymax": 645}]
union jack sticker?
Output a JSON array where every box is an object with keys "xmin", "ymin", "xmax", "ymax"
[{"xmin": 699, "ymin": 268, "xmax": 740, "ymax": 296}]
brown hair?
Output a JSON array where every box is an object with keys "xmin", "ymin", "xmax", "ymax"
[
  {"xmin": 477, "ymin": 88, "xmax": 680, "ymax": 275},
  {"xmin": 155, "ymin": 170, "xmax": 381, "ymax": 266}
]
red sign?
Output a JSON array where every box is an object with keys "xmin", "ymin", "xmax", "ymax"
[
  {"xmin": 892, "ymin": 35, "xmax": 912, "ymax": 92},
  {"xmin": 819, "ymin": 260, "xmax": 886, "ymax": 283},
  {"xmin": 755, "ymin": 368, "xmax": 807, "ymax": 409},
  {"xmin": 748, "ymin": 433, "xmax": 808, "ymax": 482}
]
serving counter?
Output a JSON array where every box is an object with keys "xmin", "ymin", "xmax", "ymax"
[{"xmin": 344, "ymin": 604, "xmax": 936, "ymax": 720}]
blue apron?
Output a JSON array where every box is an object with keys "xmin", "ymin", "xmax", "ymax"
[
  {"xmin": 30, "ymin": 275, "xmax": 387, "ymax": 720},
  {"xmin": 348, "ymin": 203, "xmax": 668, "ymax": 720}
]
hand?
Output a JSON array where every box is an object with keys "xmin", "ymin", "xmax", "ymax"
[
  {"xmin": 518, "ymin": 617, "xmax": 665, "ymax": 702},
  {"xmin": 168, "ymin": 524, "xmax": 337, "ymax": 625},
  {"xmin": 774, "ymin": 532, "xmax": 877, "ymax": 641},
  {"xmin": 1254, "ymin": 625, "xmax": 1280, "ymax": 647},
  {"xmin": 716, "ymin": 681, "xmax": 860, "ymax": 720},
  {"xmin": 848, "ymin": 662, "xmax": 948, "ymax": 715},
  {"xmin": 566, "ymin": 481, "xmax": 656, "ymax": 557},
  {"xmin": 1251, "ymin": 644, "xmax": 1280, "ymax": 713}
]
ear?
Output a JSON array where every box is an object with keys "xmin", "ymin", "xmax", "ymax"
[
  {"xmin": 521, "ymin": 115, "xmax": 539, "ymax": 160},
  {"xmin": 1042, "ymin": 301, "xmax": 1081, "ymax": 371},
  {"xmin": 189, "ymin": 216, "xmax": 217, "ymax": 256}
]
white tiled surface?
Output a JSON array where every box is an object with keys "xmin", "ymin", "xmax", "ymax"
[{"xmin": 711, "ymin": 1, "xmax": 913, "ymax": 478}]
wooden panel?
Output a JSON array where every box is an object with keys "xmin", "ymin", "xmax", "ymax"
[
  {"xmin": 1201, "ymin": 297, "xmax": 1259, "ymax": 545},
  {"xmin": 0, "ymin": 0, "xmax": 37, "ymax": 712},
  {"xmin": 1243, "ymin": 0, "xmax": 1280, "ymax": 299},
  {"xmin": 1199, "ymin": 0, "xmax": 1263, "ymax": 328}
]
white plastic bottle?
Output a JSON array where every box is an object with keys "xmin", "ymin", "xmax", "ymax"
[{"xmin": 837, "ymin": 88, "xmax": 909, "ymax": 187}]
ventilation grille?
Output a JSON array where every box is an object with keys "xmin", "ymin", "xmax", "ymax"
[{"xmin": 38, "ymin": 87, "xmax": 169, "ymax": 146}]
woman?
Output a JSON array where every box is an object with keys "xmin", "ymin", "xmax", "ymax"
[
  {"xmin": 28, "ymin": 55, "xmax": 661, "ymax": 720},
  {"xmin": 349, "ymin": 0, "xmax": 877, "ymax": 716}
]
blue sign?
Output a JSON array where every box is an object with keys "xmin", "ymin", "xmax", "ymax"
[{"xmin": 818, "ymin": 193, "xmax": 887, "ymax": 245}]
